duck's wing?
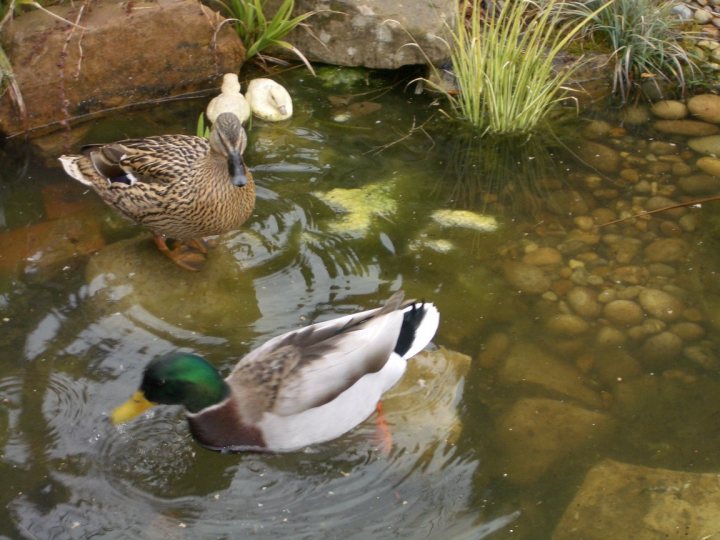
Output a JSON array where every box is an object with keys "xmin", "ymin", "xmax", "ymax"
[
  {"xmin": 83, "ymin": 135, "xmax": 209, "ymax": 185},
  {"xmin": 228, "ymin": 293, "xmax": 406, "ymax": 422}
]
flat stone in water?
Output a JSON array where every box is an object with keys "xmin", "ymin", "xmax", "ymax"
[
  {"xmin": 678, "ymin": 174, "xmax": 720, "ymax": 195},
  {"xmin": 495, "ymin": 398, "xmax": 614, "ymax": 485},
  {"xmin": 670, "ymin": 321, "xmax": 705, "ymax": 341},
  {"xmin": 641, "ymin": 331, "xmax": 684, "ymax": 367},
  {"xmin": 553, "ymin": 460, "xmax": 720, "ymax": 540},
  {"xmin": 575, "ymin": 141, "xmax": 620, "ymax": 174},
  {"xmin": 644, "ymin": 238, "xmax": 689, "ymax": 263},
  {"xmin": 653, "ymin": 119, "xmax": 720, "ymax": 136},
  {"xmin": 522, "ymin": 246, "xmax": 563, "ymax": 266},
  {"xmin": 498, "ymin": 343, "xmax": 602, "ymax": 407},
  {"xmin": 688, "ymin": 134, "xmax": 720, "ymax": 155},
  {"xmin": 546, "ymin": 314, "xmax": 590, "ymax": 336}
]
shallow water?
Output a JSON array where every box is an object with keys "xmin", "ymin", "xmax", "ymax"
[{"xmin": 2, "ymin": 66, "xmax": 720, "ymax": 538}]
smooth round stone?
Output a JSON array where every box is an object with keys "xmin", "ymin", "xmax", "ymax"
[
  {"xmin": 645, "ymin": 196, "xmax": 686, "ymax": 218},
  {"xmin": 583, "ymin": 120, "xmax": 612, "ymax": 139},
  {"xmin": 670, "ymin": 322, "xmax": 705, "ymax": 341},
  {"xmin": 678, "ymin": 174, "xmax": 720, "ymax": 195},
  {"xmin": 697, "ymin": 156, "xmax": 720, "ymax": 176},
  {"xmin": 522, "ymin": 246, "xmax": 563, "ymax": 266},
  {"xmin": 659, "ymin": 220, "xmax": 682, "ymax": 237},
  {"xmin": 678, "ymin": 214, "xmax": 699, "ymax": 232},
  {"xmin": 546, "ymin": 313, "xmax": 590, "ymax": 336},
  {"xmin": 604, "ymin": 300, "xmax": 645, "ymax": 326},
  {"xmin": 595, "ymin": 326, "xmax": 627, "ymax": 347},
  {"xmin": 672, "ymin": 3, "xmax": 693, "ymax": 18},
  {"xmin": 617, "ymin": 286, "xmax": 642, "ymax": 300},
  {"xmin": 695, "ymin": 8, "xmax": 714, "ymax": 24},
  {"xmin": 622, "ymin": 105, "xmax": 650, "ymax": 125},
  {"xmin": 671, "ymin": 162, "xmax": 692, "ymax": 176},
  {"xmin": 574, "ymin": 216, "xmax": 595, "ymax": 231},
  {"xmin": 648, "ymin": 263, "xmax": 676, "ymax": 277},
  {"xmin": 597, "ymin": 289, "xmax": 617, "ymax": 304},
  {"xmin": 629, "ymin": 319, "xmax": 667, "ymax": 340},
  {"xmin": 477, "ymin": 332, "xmax": 511, "ymax": 369},
  {"xmin": 648, "ymin": 141, "xmax": 679, "ymax": 155},
  {"xmin": 634, "ymin": 180, "xmax": 652, "ymax": 194},
  {"xmin": 654, "ymin": 119, "xmax": 720, "ymax": 136},
  {"xmin": 592, "ymin": 208, "xmax": 616, "ymax": 224},
  {"xmin": 567, "ymin": 286, "xmax": 602, "ymax": 318},
  {"xmin": 576, "ymin": 141, "xmax": 620, "ymax": 173},
  {"xmin": 688, "ymin": 134, "xmax": 720, "ymax": 155},
  {"xmin": 644, "ymin": 238, "xmax": 688, "ymax": 263},
  {"xmin": 586, "ymin": 275, "xmax": 604, "ymax": 286},
  {"xmin": 611, "ymin": 238, "xmax": 642, "ymax": 264},
  {"xmin": 619, "ymin": 168, "xmax": 640, "ymax": 183},
  {"xmin": 688, "ymin": 93, "xmax": 720, "ymax": 123},
  {"xmin": 609, "ymin": 266, "xmax": 649, "ymax": 285},
  {"xmin": 650, "ymin": 100, "xmax": 688, "ymax": 120},
  {"xmin": 638, "ymin": 288, "xmax": 684, "ymax": 321},
  {"xmin": 684, "ymin": 345, "xmax": 719, "ymax": 370},
  {"xmin": 503, "ymin": 262, "xmax": 551, "ymax": 294},
  {"xmin": 642, "ymin": 331, "xmax": 683, "ymax": 364}
]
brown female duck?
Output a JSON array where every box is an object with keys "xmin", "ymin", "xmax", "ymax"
[{"xmin": 59, "ymin": 112, "xmax": 255, "ymax": 271}]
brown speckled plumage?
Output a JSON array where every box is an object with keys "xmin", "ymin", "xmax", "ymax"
[{"xmin": 59, "ymin": 113, "xmax": 255, "ymax": 241}]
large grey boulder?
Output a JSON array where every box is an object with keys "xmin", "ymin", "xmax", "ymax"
[{"xmin": 265, "ymin": 0, "xmax": 455, "ymax": 69}]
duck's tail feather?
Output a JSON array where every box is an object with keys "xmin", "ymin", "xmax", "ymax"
[{"xmin": 394, "ymin": 300, "xmax": 440, "ymax": 360}]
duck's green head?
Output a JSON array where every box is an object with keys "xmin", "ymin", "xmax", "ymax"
[{"xmin": 111, "ymin": 352, "xmax": 229, "ymax": 425}]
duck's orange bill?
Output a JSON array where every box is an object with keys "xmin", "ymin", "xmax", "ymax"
[{"xmin": 111, "ymin": 391, "xmax": 156, "ymax": 425}]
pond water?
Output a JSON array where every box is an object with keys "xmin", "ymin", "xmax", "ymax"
[{"xmin": 2, "ymin": 65, "xmax": 720, "ymax": 539}]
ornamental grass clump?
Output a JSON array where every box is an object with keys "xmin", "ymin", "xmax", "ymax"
[
  {"xmin": 561, "ymin": 0, "xmax": 699, "ymax": 103},
  {"xmin": 213, "ymin": 0, "xmax": 314, "ymax": 70},
  {"xmin": 444, "ymin": 0, "xmax": 610, "ymax": 136}
]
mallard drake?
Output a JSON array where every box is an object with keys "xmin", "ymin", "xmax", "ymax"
[
  {"xmin": 206, "ymin": 73, "xmax": 250, "ymax": 124},
  {"xmin": 58, "ymin": 112, "xmax": 255, "ymax": 271},
  {"xmin": 112, "ymin": 291, "xmax": 440, "ymax": 453},
  {"xmin": 245, "ymin": 78, "xmax": 293, "ymax": 121}
]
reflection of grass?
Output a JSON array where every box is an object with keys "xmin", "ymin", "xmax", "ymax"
[
  {"xmin": 432, "ymin": 122, "xmax": 574, "ymax": 214},
  {"xmin": 439, "ymin": 0, "xmax": 609, "ymax": 135}
]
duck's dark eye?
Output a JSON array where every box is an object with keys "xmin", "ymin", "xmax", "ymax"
[{"xmin": 227, "ymin": 158, "xmax": 236, "ymax": 176}]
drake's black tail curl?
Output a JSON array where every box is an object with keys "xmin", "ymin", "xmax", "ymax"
[{"xmin": 394, "ymin": 301, "xmax": 427, "ymax": 357}]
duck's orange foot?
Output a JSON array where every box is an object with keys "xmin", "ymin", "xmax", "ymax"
[
  {"xmin": 374, "ymin": 401, "xmax": 393, "ymax": 456},
  {"xmin": 153, "ymin": 235, "xmax": 207, "ymax": 272}
]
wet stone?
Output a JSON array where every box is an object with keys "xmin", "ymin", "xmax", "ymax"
[
  {"xmin": 688, "ymin": 93, "xmax": 720, "ymax": 123},
  {"xmin": 610, "ymin": 237, "xmax": 642, "ymax": 264},
  {"xmin": 659, "ymin": 220, "xmax": 682, "ymax": 237},
  {"xmin": 595, "ymin": 326, "xmax": 628, "ymax": 349},
  {"xmin": 679, "ymin": 174, "xmax": 720, "ymax": 195},
  {"xmin": 653, "ymin": 119, "xmax": 720, "ymax": 136},
  {"xmin": 638, "ymin": 289, "xmax": 684, "ymax": 321},
  {"xmin": 622, "ymin": 105, "xmax": 650, "ymax": 125},
  {"xmin": 609, "ymin": 266, "xmax": 649, "ymax": 285},
  {"xmin": 650, "ymin": 100, "xmax": 688, "ymax": 120},
  {"xmin": 503, "ymin": 262, "xmax": 551, "ymax": 294},
  {"xmin": 641, "ymin": 331, "xmax": 683, "ymax": 367},
  {"xmin": 498, "ymin": 343, "xmax": 602, "ymax": 407},
  {"xmin": 648, "ymin": 263, "xmax": 676, "ymax": 277},
  {"xmin": 672, "ymin": 161, "xmax": 693, "ymax": 176},
  {"xmin": 645, "ymin": 196, "xmax": 686, "ymax": 218},
  {"xmin": 648, "ymin": 141, "xmax": 679, "ymax": 155},
  {"xmin": 644, "ymin": 238, "xmax": 689, "ymax": 263},
  {"xmin": 688, "ymin": 134, "xmax": 720, "ymax": 155},
  {"xmin": 678, "ymin": 214, "xmax": 699, "ymax": 232},
  {"xmin": 684, "ymin": 345, "xmax": 720, "ymax": 370},
  {"xmin": 477, "ymin": 332, "xmax": 511, "ymax": 369},
  {"xmin": 597, "ymin": 289, "xmax": 617, "ymax": 303},
  {"xmin": 567, "ymin": 286, "xmax": 602, "ymax": 318},
  {"xmin": 697, "ymin": 156, "xmax": 720, "ymax": 176},
  {"xmin": 670, "ymin": 322, "xmax": 705, "ymax": 341},
  {"xmin": 576, "ymin": 141, "xmax": 621, "ymax": 173},
  {"xmin": 495, "ymin": 399, "xmax": 614, "ymax": 485},
  {"xmin": 603, "ymin": 300, "xmax": 645, "ymax": 326},
  {"xmin": 522, "ymin": 246, "xmax": 563, "ymax": 266},
  {"xmin": 546, "ymin": 314, "xmax": 590, "ymax": 336},
  {"xmin": 593, "ymin": 348, "xmax": 641, "ymax": 385}
]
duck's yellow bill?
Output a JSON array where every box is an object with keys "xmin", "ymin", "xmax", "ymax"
[{"xmin": 111, "ymin": 391, "xmax": 156, "ymax": 425}]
